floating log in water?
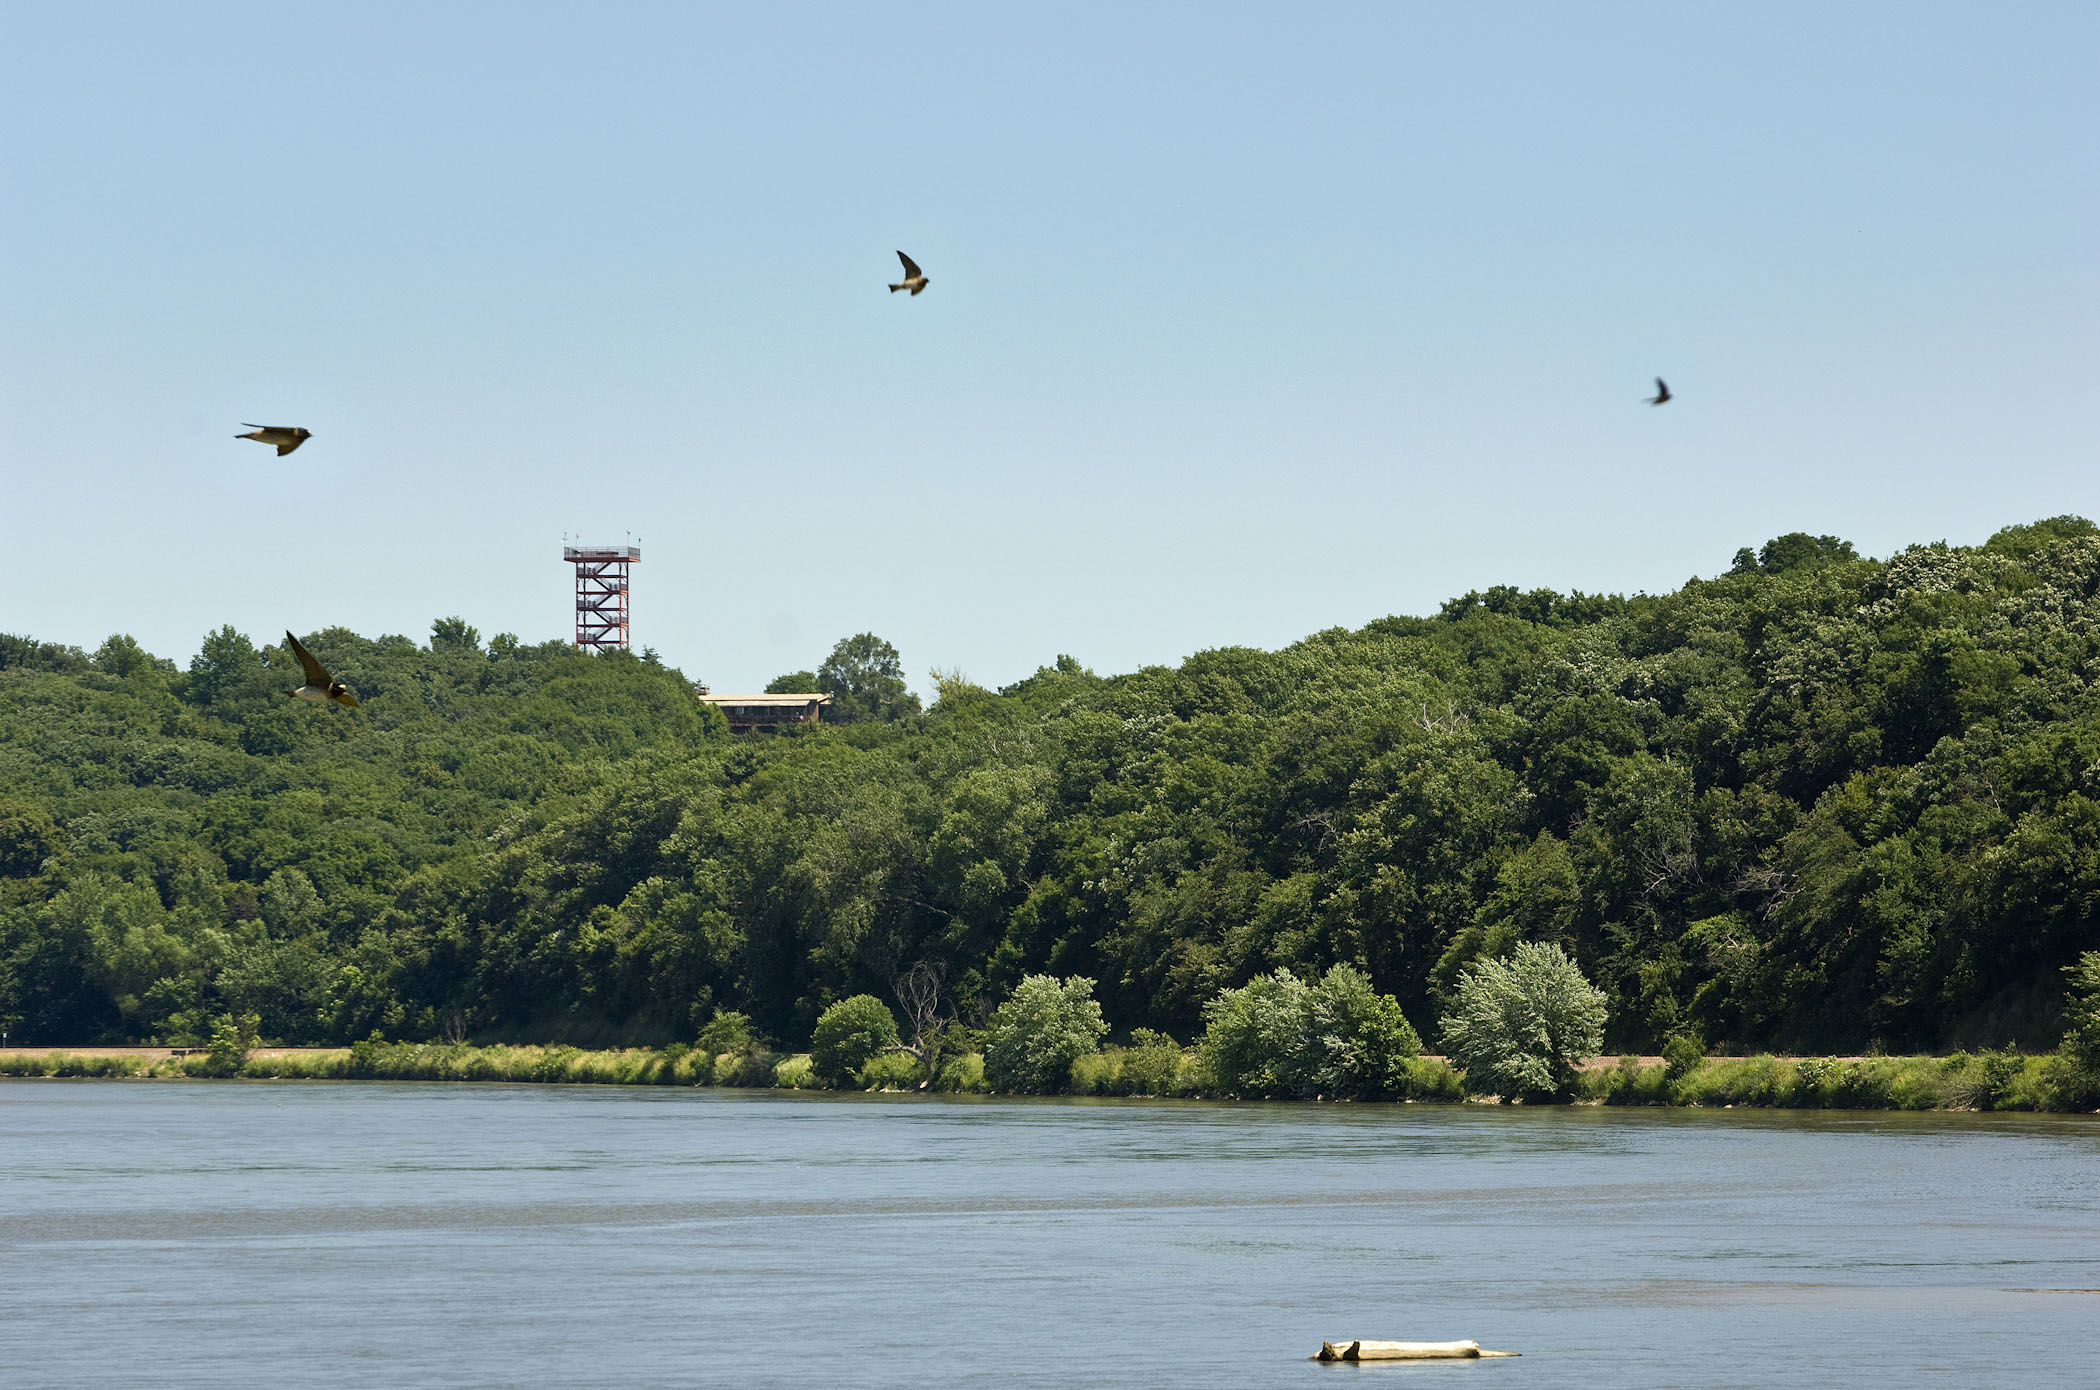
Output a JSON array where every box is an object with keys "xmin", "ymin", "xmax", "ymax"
[{"xmin": 1314, "ymin": 1340, "xmax": 1519, "ymax": 1361}]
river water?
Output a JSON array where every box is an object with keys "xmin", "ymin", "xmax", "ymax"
[{"xmin": 2, "ymin": 1082, "xmax": 2096, "ymax": 1387}]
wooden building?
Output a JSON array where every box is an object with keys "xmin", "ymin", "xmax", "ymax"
[{"xmin": 698, "ymin": 691, "xmax": 831, "ymax": 732}]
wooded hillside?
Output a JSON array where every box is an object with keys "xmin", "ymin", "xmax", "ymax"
[{"xmin": 6, "ymin": 519, "xmax": 2099, "ymax": 1053}]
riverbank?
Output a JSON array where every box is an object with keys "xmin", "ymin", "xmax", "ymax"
[{"xmin": 3, "ymin": 1042, "xmax": 2094, "ymax": 1111}]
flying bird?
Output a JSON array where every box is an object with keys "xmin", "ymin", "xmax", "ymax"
[
  {"xmin": 238, "ymin": 424, "xmax": 314, "ymax": 456},
  {"xmin": 888, "ymin": 251, "xmax": 929, "ymax": 296},
  {"xmin": 1646, "ymin": 378, "xmax": 1672, "ymax": 406},
  {"xmin": 284, "ymin": 631, "xmax": 359, "ymax": 709}
]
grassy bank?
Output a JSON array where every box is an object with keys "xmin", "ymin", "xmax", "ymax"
[
  {"xmin": 2, "ymin": 1043, "xmax": 2093, "ymax": 1111},
  {"xmin": 1064, "ymin": 1043, "xmax": 1466, "ymax": 1102},
  {"xmin": 1579, "ymin": 1050, "xmax": 2097, "ymax": 1112}
]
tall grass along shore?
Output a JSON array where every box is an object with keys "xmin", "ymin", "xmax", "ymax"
[{"xmin": 3, "ymin": 1042, "xmax": 2093, "ymax": 1112}]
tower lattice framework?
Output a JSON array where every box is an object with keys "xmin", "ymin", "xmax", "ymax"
[{"xmin": 564, "ymin": 543, "xmax": 640, "ymax": 650}]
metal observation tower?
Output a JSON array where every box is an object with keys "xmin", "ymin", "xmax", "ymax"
[{"xmin": 563, "ymin": 541, "xmax": 640, "ymax": 651}]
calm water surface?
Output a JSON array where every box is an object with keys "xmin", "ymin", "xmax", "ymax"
[{"xmin": 3, "ymin": 1082, "xmax": 2096, "ymax": 1387}]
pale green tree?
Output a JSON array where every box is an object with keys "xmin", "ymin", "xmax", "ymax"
[
  {"xmin": 984, "ymin": 975, "xmax": 1106, "ymax": 1094},
  {"xmin": 1439, "ymin": 941, "xmax": 1606, "ymax": 1101},
  {"xmin": 2062, "ymin": 951, "xmax": 2100, "ymax": 1076}
]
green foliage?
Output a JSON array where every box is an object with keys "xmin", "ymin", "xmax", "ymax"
[
  {"xmin": 0, "ymin": 801, "xmax": 61, "ymax": 884},
  {"xmin": 854, "ymin": 1050, "xmax": 924, "ymax": 1089},
  {"xmin": 983, "ymin": 974, "xmax": 1106, "ymax": 1094},
  {"xmin": 933, "ymin": 1051, "xmax": 986, "ymax": 1092},
  {"xmin": 1306, "ymin": 964, "xmax": 1422, "ymax": 1097},
  {"xmin": 2060, "ymin": 951, "xmax": 2100, "ymax": 1076},
  {"xmin": 810, "ymin": 994, "xmax": 900, "ymax": 1083},
  {"xmin": 712, "ymin": 1044, "xmax": 781, "ymax": 1088},
  {"xmin": 0, "ymin": 634, "xmax": 91, "ymax": 673},
  {"xmin": 430, "ymin": 617, "xmax": 481, "ymax": 654},
  {"xmin": 816, "ymin": 633, "xmax": 922, "ymax": 723},
  {"xmin": 1199, "ymin": 965, "xmax": 1421, "ymax": 1099},
  {"xmin": 15, "ymin": 1037, "xmax": 2081, "ymax": 1109},
  {"xmin": 1439, "ymin": 942, "xmax": 1607, "ymax": 1100},
  {"xmin": 1070, "ymin": 1034, "xmax": 1200, "ymax": 1096},
  {"xmin": 1571, "ymin": 1051, "xmax": 2079, "ymax": 1111},
  {"xmin": 695, "ymin": 1010, "xmax": 754, "ymax": 1056},
  {"xmin": 0, "ymin": 1051, "xmax": 137, "ymax": 1078},
  {"xmin": 1585, "ymin": 1055, "xmax": 1671, "ymax": 1105},
  {"xmin": 51, "ymin": 1051, "xmax": 141, "ymax": 1077},
  {"xmin": 1661, "ymin": 1033, "xmax": 1707, "ymax": 1082},
  {"xmin": 1395, "ymin": 1055, "xmax": 1466, "ymax": 1100},
  {"xmin": 1754, "ymin": 532, "xmax": 1860, "ymax": 574},
  {"xmin": 201, "ymin": 1010, "xmax": 260, "ymax": 1076},
  {"xmin": 4, "ymin": 521, "xmax": 2100, "ymax": 1063},
  {"xmin": 928, "ymin": 667, "xmax": 992, "ymax": 709},
  {"xmin": 188, "ymin": 625, "xmax": 263, "ymax": 705},
  {"xmin": 1199, "ymin": 969, "xmax": 1311, "ymax": 1097}
]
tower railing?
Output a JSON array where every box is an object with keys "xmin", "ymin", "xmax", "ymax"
[{"xmin": 564, "ymin": 543, "xmax": 640, "ymax": 650}]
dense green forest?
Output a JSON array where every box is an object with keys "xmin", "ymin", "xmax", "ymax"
[{"xmin": 6, "ymin": 519, "xmax": 2100, "ymax": 1055}]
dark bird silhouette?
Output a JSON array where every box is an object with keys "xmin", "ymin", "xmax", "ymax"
[
  {"xmin": 888, "ymin": 251, "xmax": 929, "ymax": 296},
  {"xmin": 238, "ymin": 424, "xmax": 313, "ymax": 456},
  {"xmin": 284, "ymin": 631, "xmax": 359, "ymax": 709},
  {"xmin": 1646, "ymin": 378, "xmax": 1672, "ymax": 406}
]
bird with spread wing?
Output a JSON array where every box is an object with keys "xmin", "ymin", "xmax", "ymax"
[
  {"xmin": 284, "ymin": 631, "xmax": 359, "ymax": 708},
  {"xmin": 238, "ymin": 424, "xmax": 314, "ymax": 456},
  {"xmin": 888, "ymin": 251, "xmax": 929, "ymax": 295},
  {"xmin": 1646, "ymin": 378, "xmax": 1672, "ymax": 406}
]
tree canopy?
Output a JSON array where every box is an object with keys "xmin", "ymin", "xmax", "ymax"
[
  {"xmin": 5, "ymin": 521, "xmax": 2100, "ymax": 1056},
  {"xmin": 817, "ymin": 633, "xmax": 921, "ymax": 722}
]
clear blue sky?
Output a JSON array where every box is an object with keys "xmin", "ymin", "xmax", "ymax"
[{"xmin": 4, "ymin": 3, "xmax": 2095, "ymax": 696}]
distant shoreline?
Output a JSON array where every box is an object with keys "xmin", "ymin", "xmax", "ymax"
[{"xmin": 4, "ymin": 1043, "xmax": 2092, "ymax": 1113}]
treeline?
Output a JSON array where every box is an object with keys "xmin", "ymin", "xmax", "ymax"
[{"xmin": 6, "ymin": 518, "xmax": 2100, "ymax": 1059}]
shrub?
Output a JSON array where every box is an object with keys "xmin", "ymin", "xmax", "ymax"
[
  {"xmin": 811, "ymin": 995, "xmax": 901, "ymax": 1084},
  {"xmin": 1681, "ymin": 1053, "xmax": 1791, "ymax": 1107},
  {"xmin": 2040, "ymin": 1052, "xmax": 2100, "ymax": 1111},
  {"xmin": 530, "ymin": 1046, "xmax": 581, "ymax": 1083},
  {"xmin": 932, "ymin": 1051, "xmax": 985, "ymax": 1092},
  {"xmin": 1585, "ymin": 1054, "xmax": 1669, "ymax": 1105},
  {"xmin": 1395, "ymin": 1055, "xmax": 1465, "ymax": 1100},
  {"xmin": 696, "ymin": 1010, "xmax": 754, "ymax": 1056},
  {"xmin": 1661, "ymin": 1033, "xmax": 1706, "ymax": 1083},
  {"xmin": 50, "ymin": 1053, "xmax": 141, "ymax": 1078},
  {"xmin": 984, "ymin": 975, "xmax": 1106, "ymax": 1094},
  {"xmin": 346, "ymin": 1033, "xmax": 385, "ymax": 1078},
  {"xmin": 199, "ymin": 1012, "xmax": 261, "ymax": 1078},
  {"xmin": 1069, "ymin": 1035, "xmax": 1200, "ymax": 1097},
  {"xmin": 713, "ymin": 1045, "xmax": 779, "ymax": 1087},
  {"xmin": 678, "ymin": 1049, "xmax": 716, "ymax": 1086},
  {"xmin": 1881, "ymin": 1057, "xmax": 1955, "ymax": 1110},
  {"xmin": 1201, "ymin": 969, "xmax": 1312, "ymax": 1097},
  {"xmin": 855, "ymin": 1050, "xmax": 923, "ymax": 1089},
  {"xmin": 1438, "ymin": 942, "xmax": 1606, "ymax": 1101},
  {"xmin": 1067, "ymin": 1052, "xmax": 1115, "ymax": 1094},
  {"xmin": 1790, "ymin": 1056, "xmax": 1837, "ymax": 1104},
  {"xmin": 2060, "ymin": 951, "xmax": 2100, "ymax": 1079},
  {"xmin": 1201, "ymin": 965, "xmax": 1421, "ymax": 1099},
  {"xmin": 1116, "ymin": 1030, "xmax": 1196, "ymax": 1096},
  {"xmin": 772, "ymin": 1053, "xmax": 817, "ymax": 1088},
  {"xmin": 1305, "ymin": 964, "xmax": 1422, "ymax": 1098},
  {"xmin": 1976, "ymin": 1050, "xmax": 2022, "ymax": 1111}
]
